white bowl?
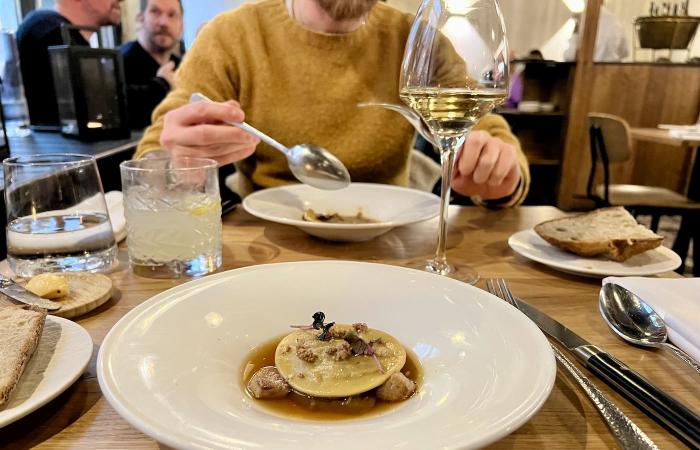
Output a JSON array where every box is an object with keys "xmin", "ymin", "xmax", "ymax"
[
  {"xmin": 242, "ymin": 183, "xmax": 440, "ymax": 242},
  {"xmin": 97, "ymin": 261, "xmax": 556, "ymax": 450}
]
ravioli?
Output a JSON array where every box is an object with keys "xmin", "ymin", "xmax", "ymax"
[{"xmin": 274, "ymin": 324, "xmax": 406, "ymax": 398}]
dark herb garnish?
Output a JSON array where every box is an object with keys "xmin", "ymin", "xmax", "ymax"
[
  {"xmin": 312, "ymin": 312, "xmax": 326, "ymax": 330},
  {"xmin": 290, "ymin": 311, "xmax": 327, "ymax": 330},
  {"xmin": 318, "ymin": 322, "xmax": 336, "ymax": 341}
]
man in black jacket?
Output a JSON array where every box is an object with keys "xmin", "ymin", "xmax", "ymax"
[
  {"xmin": 120, "ymin": 0, "xmax": 183, "ymax": 129},
  {"xmin": 17, "ymin": 0, "xmax": 123, "ymax": 127}
]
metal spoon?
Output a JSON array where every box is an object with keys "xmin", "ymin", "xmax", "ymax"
[
  {"xmin": 357, "ymin": 102, "xmax": 439, "ymax": 147},
  {"xmin": 600, "ymin": 283, "xmax": 700, "ymax": 375},
  {"xmin": 190, "ymin": 93, "xmax": 350, "ymax": 190}
]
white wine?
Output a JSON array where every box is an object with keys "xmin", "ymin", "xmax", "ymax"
[{"xmin": 399, "ymin": 87, "xmax": 506, "ymax": 138}]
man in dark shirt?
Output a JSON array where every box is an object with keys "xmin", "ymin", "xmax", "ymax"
[
  {"xmin": 120, "ymin": 0, "xmax": 183, "ymax": 129},
  {"xmin": 16, "ymin": 0, "xmax": 123, "ymax": 127}
]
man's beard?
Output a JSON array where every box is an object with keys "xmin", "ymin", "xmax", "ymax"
[
  {"xmin": 314, "ymin": 0, "xmax": 378, "ymax": 21},
  {"xmin": 149, "ymin": 33, "xmax": 175, "ymax": 54}
]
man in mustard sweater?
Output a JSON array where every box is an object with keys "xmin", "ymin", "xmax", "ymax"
[{"xmin": 136, "ymin": 0, "xmax": 530, "ymax": 207}]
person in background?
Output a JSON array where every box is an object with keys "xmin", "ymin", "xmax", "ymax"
[
  {"xmin": 563, "ymin": 4, "xmax": 629, "ymax": 62},
  {"xmin": 504, "ymin": 49, "xmax": 543, "ymax": 109},
  {"xmin": 120, "ymin": 0, "xmax": 183, "ymax": 129},
  {"xmin": 136, "ymin": 0, "xmax": 530, "ymax": 208},
  {"xmin": 17, "ymin": 0, "xmax": 123, "ymax": 127}
]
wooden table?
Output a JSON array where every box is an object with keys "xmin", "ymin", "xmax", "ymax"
[
  {"xmin": 1, "ymin": 206, "xmax": 697, "ymax": 449},
  {"xmin": 630, "ymin": 127, "xmax": 700, "ymax": 276},
  {"xmin": 630, "ymin": 127, "xmax": 700, "ymax": 199},
  {"xmin": 5, "ymin": 131, "xmax": 144, "ymax": 193}
]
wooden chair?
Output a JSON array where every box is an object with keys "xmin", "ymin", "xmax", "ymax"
[{"xmin": 586, "ymin": 113, "xmax": 700, "ymax": 275}]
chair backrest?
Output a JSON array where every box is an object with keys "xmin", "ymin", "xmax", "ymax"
[{"xmin": 588, "ymin": 113, "xmax": 632, "ymax": 163}]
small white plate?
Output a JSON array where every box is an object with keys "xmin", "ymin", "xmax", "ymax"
[
  {"xmin": 242, "ymin": 183, "xmax": 440, "ymax": 242},
  {"xmin": 0, "ymin": 316, "xmax": 93, "ymax": 428},
  {"xmin": 97, "ymin": 261, "xmax": 555, "ymax": 450},
  {"xmin": 508, "ymin": 229, "xmax": 682, "ymax": 278}
]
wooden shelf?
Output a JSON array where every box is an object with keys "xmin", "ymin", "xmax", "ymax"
[
  {"xmin": 529, "ymin": 158, "xmax": 560, "ymax": 166},
  {"xmin": 498, "ymin": 108, "xmax": 566, "ymax": 117}
]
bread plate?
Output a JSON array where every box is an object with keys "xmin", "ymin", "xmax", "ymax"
[
  {"xmin": 242, "ymin": 183, "xmax": 440, "ymax": 242},
  {"xmin": 97, "ymin": 261, "xmax": 555, "ymax": 450},
  {"xmin": 0, "ymin": 316, "xmax": 93, "ymax": 427},
  {"xmin": 509, "ymin": 229, "xmax": 682, "ymax": 278}
]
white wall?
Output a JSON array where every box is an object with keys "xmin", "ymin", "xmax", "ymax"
[{"xmin": 182, "ymin": 0, "xmax": 258, "ymax": 47}]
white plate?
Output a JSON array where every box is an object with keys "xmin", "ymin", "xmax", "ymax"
[
  {"xmin": 97, "ymin": 261, "xmax": 555, "ymax": 450},
  {"xmin": 242, "ymin": 183, "xmax": 440, "ymax": 241},
  {"xmin": 509, "ymin": 229, "xmax": 682, "ymax": 278},
  {"xmin": 0, "ymin": 316, "xmax": 93, "ymax": 427}
]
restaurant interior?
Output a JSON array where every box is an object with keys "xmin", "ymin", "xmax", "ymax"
[{"xmin": 0, "ymin": 0, "xmax": 699, "ymax": 448}]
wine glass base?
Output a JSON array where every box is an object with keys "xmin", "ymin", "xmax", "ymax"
[{"xmin": 404, "ymin": 258, "xmax": 479, "ymax": 285}]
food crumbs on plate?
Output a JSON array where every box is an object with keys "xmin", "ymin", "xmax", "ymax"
[{"xmin": 26, "ymin": 273, "xmax": 70, "ymax": 299}]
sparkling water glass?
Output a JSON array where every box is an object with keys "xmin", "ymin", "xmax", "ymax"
[
  {"xmin": 4, "ymin": 154, "xmax": 117, "ymax": 277},
  {"xmin": 120, "ymin": 157, "xmax": 222, "ymax": 278}
]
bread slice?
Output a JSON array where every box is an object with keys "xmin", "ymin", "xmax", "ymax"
[
  {"xmin": 534, "ymin": 207, "xmax": 664, "ymax": 262},
  {"xmin": 0, "ymin": 305, "xmax": 47, "ymax": 407}
]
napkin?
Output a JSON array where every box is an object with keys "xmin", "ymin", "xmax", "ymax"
[
  {"xmin": 658, "ymin": 124, "xmax": 700, "ymax": 140},
  {"xmin": 603, "ymin": 277, "xmax": 700, "ymax": 362},
  {"xmin": 104, "ymin": 191, "xmax": 126, "ymax": 243}
]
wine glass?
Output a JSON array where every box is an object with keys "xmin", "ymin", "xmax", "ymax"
[{"xmin": 399, "ymin": 0, "xmax": 509, "ymax": 284}]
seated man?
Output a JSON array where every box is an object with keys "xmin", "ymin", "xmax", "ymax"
[
  {"xmin": 136, "ymin": 0, "xmax": 529, "ymax": 207},
  {"xmin": 17, "ymin": 0, "xmax": 123, "ymax": 127},
  {"xmin": 120, "ymin": 0, "xmax": 183, "ymax": 129}
]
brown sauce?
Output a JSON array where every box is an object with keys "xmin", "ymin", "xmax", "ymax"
[
  {"xmin": 241, "ymin": 335, "xmax": 423, "ymax": 421},
  {"xmin": 302, "ymin": 209, "xmax": 378, "ymax": 224}
]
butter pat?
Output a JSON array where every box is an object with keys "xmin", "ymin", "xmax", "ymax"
[{"xmin": 26, "ymin": 274, "xmax": 70, "ymax": 299}]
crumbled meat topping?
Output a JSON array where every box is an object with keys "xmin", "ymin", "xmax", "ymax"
[
  {"xmin": 296, "ymin": 343, "xmax": 318, "ymax": 363},
  {"xmin": 353, "ymin": 323, "xmax": 368, "ymax": 333},
  {"xmin": 325, "ymin": 340, "xmax": 352, "ymax": 361}
]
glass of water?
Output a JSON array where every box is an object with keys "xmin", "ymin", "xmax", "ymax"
[
  {"xmin": 4, "ymin": 154, "xmax": 117, "ymax": 277},
  {"xmin": 120, "ymin": 157, "xmax": 222, "ymax": 278}
]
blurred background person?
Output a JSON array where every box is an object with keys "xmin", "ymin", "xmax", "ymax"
[
  {"xmin": 563, "ymin": 4, "xmax": 629, "ymax": 62},
  {"xmin": 120, "ymin": 0, "xmax": 183, "ymax": 129},
  {"xmin": 16, "ymin": 0, "xmax": 123, "ymax": 127}
]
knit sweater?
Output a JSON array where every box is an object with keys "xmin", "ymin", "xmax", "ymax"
[{"xmin": 136, "ymin": 0, "xmax": 530, "ymax": 201}]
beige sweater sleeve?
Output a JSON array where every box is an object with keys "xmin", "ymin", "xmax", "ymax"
[{"xmin": 134, "ymin": 13, "xmax": 243, "ymax": 158}]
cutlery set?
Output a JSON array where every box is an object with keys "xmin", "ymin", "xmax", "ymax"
[{"xmin": 486, "ymin": 278, "xmax": 700, "ymax": 449}]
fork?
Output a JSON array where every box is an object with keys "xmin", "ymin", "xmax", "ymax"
[{"xmin": 485, "ymin": 278, "xmax": 658, "ymax": 450}]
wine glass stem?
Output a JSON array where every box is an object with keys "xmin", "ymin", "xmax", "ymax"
[{"xmin": 432, "ymin": 135, "xmax": 463, "ymax": 272}]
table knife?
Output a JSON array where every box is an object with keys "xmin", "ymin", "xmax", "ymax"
[
  {"xmin": 0, "ymin": 276, "xmax": 61, "ymax": 311},
  {"xmin": 514, "ymin": 297, "xmax": 700, "ymax": 449}
]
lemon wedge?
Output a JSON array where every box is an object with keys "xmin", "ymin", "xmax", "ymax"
[
  {"xmin": 26, "ymin": 273, "xmax": 70, "ymax": 299},
  {"xmin": 190, "ymin": 201, "xmax": 220, "ymax": 217}
]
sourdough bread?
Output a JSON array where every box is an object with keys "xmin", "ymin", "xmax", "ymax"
[
  {"xmin": 0, "ymin": 305, "xmax": 47, "ymax": 407},
  {"xmin": 534, "ymin": 207, "xmax": 663, "ymax": 262}
]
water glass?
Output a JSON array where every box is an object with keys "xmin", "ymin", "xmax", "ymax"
[
  {"xmin": 120, "ymin": 157, "xmax": 222, "ymax": 278},
  {"xmin": 4, "ymin": 154, "xmax": 118, "ymax": 277}
]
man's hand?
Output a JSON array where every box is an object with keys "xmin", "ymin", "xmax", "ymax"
[
  {"xmin": 156, "ymin": 61, "xmax": 177, "ymax": 88},
  {"xmin": 159, "ymin": 100, "xmax": 260, "ymax": 166},
  {"xmin": 451, "ymin": 130, "xmax": 521, "ymax": 201}
]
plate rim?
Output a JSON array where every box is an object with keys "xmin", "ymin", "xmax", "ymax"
[
  {"xmin": 0, "ymin": 316, "xmax": 93, "ymax": 428},
  {"xmin": 508, "ymin": 229, "xmax": 682, "ymax": 277},
  {"xmin": 97, "ymin": 260, "xmax": 556, "ymax": 450},
  {"xmin": 241, "ymin": 183, "xmax": 440, "ymax": 230}
]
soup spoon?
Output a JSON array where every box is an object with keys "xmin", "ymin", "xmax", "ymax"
[
  {"xmin": 357, "ymin": 102, "xmax": 439, "ymax": 147},
  {"xmin": 599, "ymin": 283, "xmax": 700, "ymax": 375},
  {"xmin": 190, "ymin": 93, "xmax": 351, "ymax": 190}
]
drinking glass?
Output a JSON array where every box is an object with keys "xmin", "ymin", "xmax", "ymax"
[
  {"xmin": 4, "ymin": 154, "xmax": 118, "ymax": 277},
  {"xmin": 399, "ymin": 0, "xmax": 509, "ymax": 284},
  {"xmin": 120, "ymin": 157, "xmax": 222, "ymax": 278}
]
